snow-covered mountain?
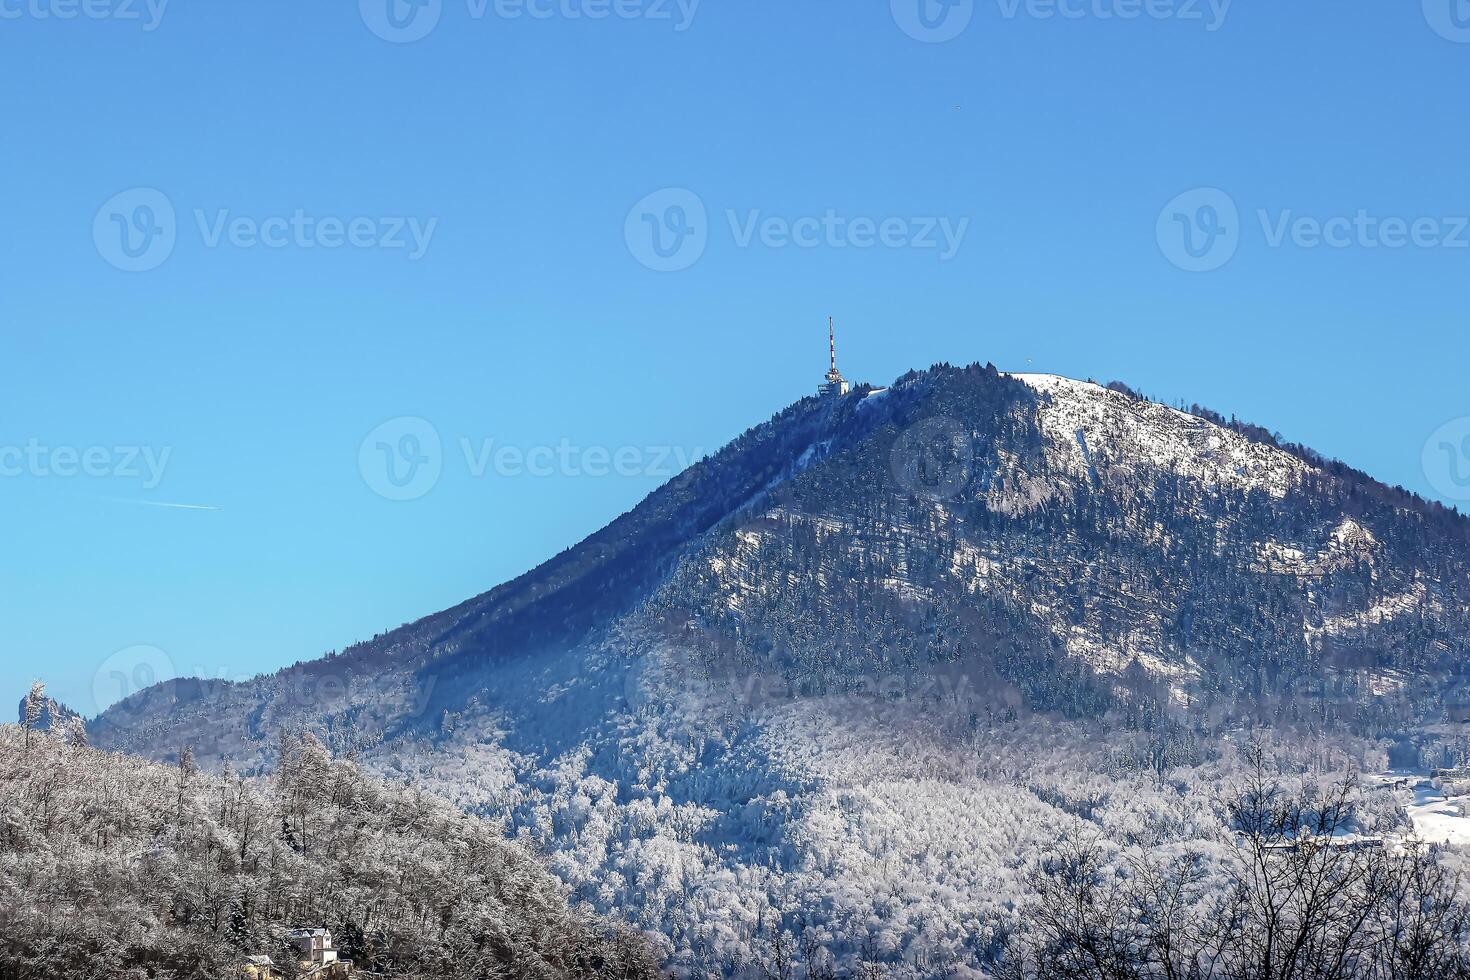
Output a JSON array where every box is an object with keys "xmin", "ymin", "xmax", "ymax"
[
  {"xmin": 16, "ymin": 691, "xmax": 80, "ymax": 732},
  {"xmin": 85, "ymin": 363, "xmax": 1470, "ymax": 977}
]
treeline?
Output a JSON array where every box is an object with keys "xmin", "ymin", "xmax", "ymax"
[{"xmin": 0, "ymin": 725, "xmax": 660, "ymax": 980}]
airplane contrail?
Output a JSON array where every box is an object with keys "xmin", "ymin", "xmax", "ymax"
[{"xmin": 99, "ymin": 496, "xmax": 222, "ymax": 511}]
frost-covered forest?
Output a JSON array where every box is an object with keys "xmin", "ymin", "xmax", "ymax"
[
  {"xmin": 997, "ymin": 743, "xmax": 1470, "ymax": 980},
  {"xmin": 66, "ymin": 365, "xmax": 1470, "ymax": 978},
  {"xmin": 380, "ymin": 675, "xmax": 1470, "ymax": 979},
  {"xmin": 0, "ymin": 722, "xmax": 659, "ymax": 980},
  {"xmin": 18, "ymin": 698, "xmax": 1470, "ymax": 979}
]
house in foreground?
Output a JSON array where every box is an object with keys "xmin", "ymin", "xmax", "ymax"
[
  {"xmin": 240, "ymin": 954, "xmax": 278, "ymax": 979},
  {"xmin": 284, "ymin": 928, "xmax": 355, "ymax": 978}
]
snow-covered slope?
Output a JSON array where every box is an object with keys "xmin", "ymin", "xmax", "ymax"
[
  {"xmin": 86, "ymin": 361, "xmax": 1470, "ymax": 978},
  {"xmin": 1011, "ymin": 373, "xmax": 1308, "ymax": 499}
]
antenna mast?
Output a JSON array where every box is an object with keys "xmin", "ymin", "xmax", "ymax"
[{"xmin": 819, "ymin": 317, "xmax": 850, "ymax": 397}]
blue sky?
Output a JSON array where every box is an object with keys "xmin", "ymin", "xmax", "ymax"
[{"xmin": 3, "ymin": 0, "xmax": 1468, "ymax": 715}]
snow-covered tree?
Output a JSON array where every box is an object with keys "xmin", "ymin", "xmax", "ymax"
[
  {"xmin": 62, "ymin": 715, "xmax": 87, "ymax": 749},
  {"xmin": 0, "ymin": 722, "xmax": 660, "ymax": 980},
  {"xmin": 22, "ymin": 681, "xmax": 44, "ymax": 752}
]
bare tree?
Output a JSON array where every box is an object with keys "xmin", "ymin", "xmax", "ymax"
[
  {"xmin": 756, "ymin": 922, "xmax": 795, "ymax": 980},
  {"xmin": 798, "ymin": 922, "xmax": 836, "ymax": 980},
  {"xmin": 856, "ymin": 931, "xmax": 887, "ymax": 980},
  {"xmin": 1001, "ymin": 744, "xmax": 1470, "ymax": 980}
]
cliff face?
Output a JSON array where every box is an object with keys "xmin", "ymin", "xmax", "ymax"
[{"xmin": 16, "ymin": 694, "xmax": 80, "ymax": 733}]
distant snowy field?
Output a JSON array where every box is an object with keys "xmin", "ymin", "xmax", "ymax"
[{"xmin": 1366, "ymin": 771, "xmax": 1470, "ymax": 847}]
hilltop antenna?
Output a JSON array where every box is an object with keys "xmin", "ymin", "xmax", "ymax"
[{"xmin": 819, "ymin": 317, "xmax": 850, "ymax": 397}]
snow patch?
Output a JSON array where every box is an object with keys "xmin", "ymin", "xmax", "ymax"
[{"xmin": 1009, "ymin": 373, "xmax": 1309, "ymax": 499}]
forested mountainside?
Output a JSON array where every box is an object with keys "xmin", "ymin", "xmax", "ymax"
[
  {"xmin": 0, "ymin": 724, "xmax": 659, "ymax": 980},
  {"xmin": 94, "ymin": 362, "xmax": 1470, "ymax": 767},
  {"xmin": 89, "ymin": 370, "xmax": 888, "ymax": 767},
  {"xmin": 644, "ymin": 368, "xmax": 1470, "ymax": 729},
  {"xmin": 75, "ymin": 362, "xmax": 1470, "ymax": 977}
]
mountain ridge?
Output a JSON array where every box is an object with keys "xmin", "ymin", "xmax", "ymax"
[
  {"xmin": 88, "ymin": 362, "xmax": 1470, "ymax": 766},
  {"xmin": 77, "ymin": 360, "xmax": 1470, "ymax": 978}
]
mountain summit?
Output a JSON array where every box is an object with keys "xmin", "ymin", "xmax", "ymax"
[
  {"xmin": 94, "ymin": 363, "xmax": 1470, "ymax": 766},
  {"xmin": 85, "ymin": 362, "xmax": 1470, "ymax": 976}
]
